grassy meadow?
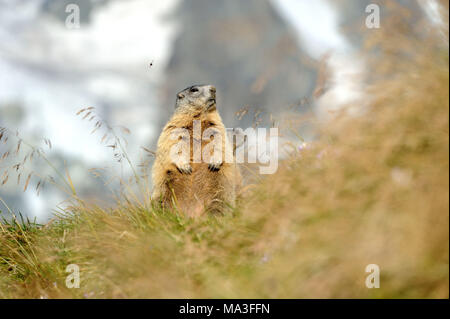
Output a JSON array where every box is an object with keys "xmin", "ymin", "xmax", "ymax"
[{"xmin": 0, "ymin": 6, "xmax": 448, "ymax": 298}]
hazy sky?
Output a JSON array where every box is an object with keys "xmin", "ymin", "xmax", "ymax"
[{"xmin": 272, "ymin": 0, "xmax": 350, "ymax": 57}]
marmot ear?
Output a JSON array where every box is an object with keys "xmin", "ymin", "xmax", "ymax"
[{"xmin": 177, "ymin": 93, "xmax": 185, "ymax": 99}]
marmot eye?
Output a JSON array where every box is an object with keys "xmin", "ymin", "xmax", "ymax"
[{"xmin": 190, "ymin": 87, "xmax": 199, "ymax": 93}]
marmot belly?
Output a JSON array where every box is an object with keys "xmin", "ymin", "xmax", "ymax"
[{"xmin": 166, "ymin": 163, "xmax": 230, "ymax": 216}]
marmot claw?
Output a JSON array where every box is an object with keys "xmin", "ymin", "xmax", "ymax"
[
  {"xmin": 176, "ymin": 164, "xmax": 192, "ymax": 175},
  {"xmin": 208, "ymin": 162, "xmax": 222, "ymax": 172}
]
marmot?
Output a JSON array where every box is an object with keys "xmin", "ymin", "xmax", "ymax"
[{"xmin": 151, "ymin": 84, "xmax": 241, "ymax": 217}]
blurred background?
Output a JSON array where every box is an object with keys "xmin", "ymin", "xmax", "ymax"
[{"xmin": 0, "ymin": 0, "xmax": 446, "ymax": 221}]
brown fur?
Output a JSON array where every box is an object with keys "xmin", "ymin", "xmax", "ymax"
[{"xmin": 152, "ymin": 85, "xmax": 241, "ymax": 217}]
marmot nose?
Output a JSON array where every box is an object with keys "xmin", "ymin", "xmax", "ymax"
[{"xmin": 209, "ymin": 86, "xmax": 216, "ymax": 94}]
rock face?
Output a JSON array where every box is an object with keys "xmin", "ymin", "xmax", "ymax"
[{"xmin": 160, "ymin": 0, "xmax": 317, "ymax": 130}]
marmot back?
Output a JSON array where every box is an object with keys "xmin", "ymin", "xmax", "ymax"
[{"xmin": 151, "ymin": 84, "xmax": 241, "ymax": 217}]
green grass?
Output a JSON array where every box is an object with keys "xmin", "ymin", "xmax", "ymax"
[{"xmin": 0, "ymin": 204, "xmax": 259, "ymax": 298}]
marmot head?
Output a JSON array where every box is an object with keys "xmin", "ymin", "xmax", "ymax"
[{"xmin": 175, "ymin": 84, "xmax": 217, "ymax": 113}]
